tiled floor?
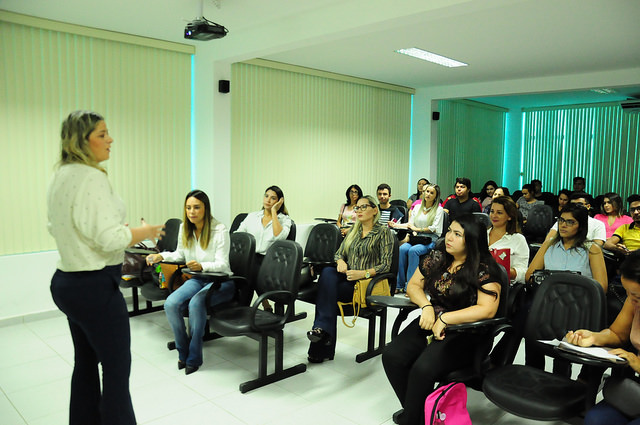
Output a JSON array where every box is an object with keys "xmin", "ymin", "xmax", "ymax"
[{"xmin": 1, "ymin": 299, "xmax": 581, "ymax": 425}]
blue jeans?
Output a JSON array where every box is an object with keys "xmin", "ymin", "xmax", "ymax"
[
  {"xmin": 397, "ymin": 241, "xmax": 435, "ymax": 291},
  {"xmin": 585, "ymin": 401, "xmax": 640, "ymax": 425},
  {"xmin": 164, "ymin": 278, "xmax": 234, "ymax": 367}
]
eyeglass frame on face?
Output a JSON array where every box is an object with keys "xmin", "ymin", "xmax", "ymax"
[
  {"xmin": 353, "ymin": 204, "xmax": 376, "ymax": 212},
  {"xmin": 630, "ymin": 206, "xmax": 640, "ymax": 213},
  {"xmin": 558, "ymin": 216, "xmax": 578, "ymax": 226}
]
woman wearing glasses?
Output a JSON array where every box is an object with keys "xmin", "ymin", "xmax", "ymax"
[
  {"xmin": 336, "ymin": 184, "xmax": 363, "ymax": 237},
  {"xmin": 307, "ymin": 195, "xmax": 394, "ymax": 363},
  {"xmin": 525, "ymin": 204, "xmax": 607, "ymax": 373},
  {"xmin": 526, "ymin": 203, "xmax": 607, "ymax": 291}
]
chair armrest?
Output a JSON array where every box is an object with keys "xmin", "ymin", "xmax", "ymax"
[
  {"xmin": 182, "ymin": 269, "xmax": 230, "ymax": 283},
  {"xmin": 314, "ymin": 217, "xmax": 337, "ymax": 224},
  {"xmin": 447, "ymin": 317, "xmax": 508, "ymax": 333},
  {"xmin": 250, "ymin": 290, "xmax": 294, "ymax": 329},
  {"xmin": 161, "ymin": 260, "xmax": 186, "ymax": 266},
  {"xmin": 302, "ymin": 258, "xmax": 336, "ymax": 266},
  {"xmin": 367, "ymin": 295, "xmax": 418, "ymax": 310},
  {"xmin": 125, "ymin": 247, "xmax": 157, "ymax": 255},
  {"xmin": 365, "ymin": 272, "xmax": 395, "ymax": 297}
]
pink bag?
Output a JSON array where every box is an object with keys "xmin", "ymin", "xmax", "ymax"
[{"xmin": 424, "ymin": 382, "xmax": 471, "ymax": 425}]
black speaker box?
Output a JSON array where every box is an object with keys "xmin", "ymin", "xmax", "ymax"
[
  {"xmin": 218, "ymin": 80, "xmax": 230, "ymax": 93},
  {"xmin": 432, "ymin": 111, "xmax": 440, "ymax": 121}
]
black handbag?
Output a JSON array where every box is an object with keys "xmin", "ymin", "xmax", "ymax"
[
  {"xmin": 408, "ymin": 233, "xmax": 433, "ymax": 246},
  {"xmin": 602, "ymin": 375, "xmax": 640, "ymax": 418}
]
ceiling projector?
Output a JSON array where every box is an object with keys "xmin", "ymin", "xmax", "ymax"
[{"xmin": 184, "ymin": 17, "xmax": 228, "ymax": 41}]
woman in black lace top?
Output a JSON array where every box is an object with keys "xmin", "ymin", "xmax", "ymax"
[{"xmin": 382, "ymin": 213, "xmax": 502, "ymax": 425}]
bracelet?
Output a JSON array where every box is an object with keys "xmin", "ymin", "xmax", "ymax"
[
  {"xmin": 438, "ymin": 312, "xmax": 449, "ymax": 326},
  {"xmin": 421, "ymin": 304, "xmax": 433, "ymax": 310}
]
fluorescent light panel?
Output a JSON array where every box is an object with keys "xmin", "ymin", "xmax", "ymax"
[{"xmin": 396, "ymin": 47, "xmax": 467, "ymax": 68}]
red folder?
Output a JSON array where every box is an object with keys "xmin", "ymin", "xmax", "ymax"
[{"xmin": 491, "ymin": 248, "xmax": 511, "ymax": 277}]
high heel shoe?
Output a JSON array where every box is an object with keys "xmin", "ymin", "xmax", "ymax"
[
  {"xmin": 307, "ymin": 355, "xmax": 334, "ymax": 364},
  {"xmin": 178, "ymin": 360, "xmax": 186, "ymax": 370},
  {"xmin": 185, "ymin": 365, "xmax": 199, "ymax": 375},
  {"xmin": 307, "ymin": 327, "xmax": 329, "ymax": 344}
]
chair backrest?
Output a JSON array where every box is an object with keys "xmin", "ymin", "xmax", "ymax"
[
  {"xmin": 387, "ymin": 235, "xmax": 401, "ymax": 293},
  {"xmin": 390, "ymin": 199, "xmax": 407, "ymax": 207},
  {"xmin": 157, "ymin": 218, "xmax": 182, "ymax": 252},
  {"xmin": 440, "ymin": 210, "xmax": 450, "ymax": 238},
  {"xmin": 229, "ymin": 232, "xmax": 256, "ymax": 278},
  {"xmin": 229, "ymin": 213, "xmax": 248, "ymax": 233},
  {"xmin": 255, "ymin": 240, "xmax": 303, "ymax": 304},
  {"xmin": 524, "ymin": 273, "xmax": 606, "ymax": 343},
  {"xmin": 287, "ymin": 221, "xmax": 297, "ymax": 241},
  {"xmin": 473, "ymin": 212, "xmax": 491, "ymax": 229},
  {"xmin": 304, "ymin": 223, "xmax": 341, "ymax": 262},
  {"xmin": 524, "ymin": 204, "xmax": 554, "ymax": 237}
]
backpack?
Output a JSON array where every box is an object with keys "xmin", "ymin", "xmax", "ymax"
[{"xmin": 424, "ymin": 382, "xmax": 471, "ymax": 425}]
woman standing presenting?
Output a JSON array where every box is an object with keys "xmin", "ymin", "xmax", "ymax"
[{"xmin": 48, "ymin": 111, "xmax": 165, "ymax": 425}]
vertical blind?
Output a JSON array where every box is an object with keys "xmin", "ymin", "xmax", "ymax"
[
  {"xmin": 436, "ymin": 100, "xmax": 507, "ymax": 195},
  {"xmin": 0, "ymin": 16, "xmax": 192, "ymax": 255},
  {"xmin": 230, "ymin": 62, "xmax": 413, "ymax": 223},
  {"xmin": 522, "ymin": 103, "xmax": 640, "ymax": 199}
]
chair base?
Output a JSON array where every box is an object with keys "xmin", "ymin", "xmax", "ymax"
[{"xmin": 240, "ymin": 363, "xmax": 306, "ymax": 393}]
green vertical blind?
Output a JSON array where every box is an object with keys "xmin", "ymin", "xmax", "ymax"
[
  {"xmin": 0, "ymin": 17, "xmax": 192, "ymax": 255},
  {"xmin": 230, "ymin": 62, "xmax": 413, "ymax": 223},
  {"xmin": 522, "ymin": 103, "xmax": 640, "ymax": 199},
  {"xmin": 436, "ymin": 100, "xmax": 507, "ymax": 195}
]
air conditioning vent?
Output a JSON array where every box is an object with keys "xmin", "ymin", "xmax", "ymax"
[{"xmin": 621, "ymin": 100, "xmax": 640, "ymax": 114}]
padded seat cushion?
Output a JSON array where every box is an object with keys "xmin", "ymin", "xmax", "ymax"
[
  {"xmin": 210, "ymin": 307, "xmax": 284, "ymax": 336},
  {"xmin": 483, "ymin": 365, "xmax": 586, "ymax": 420},
  {"xmin": 140, "ymin": 282, "xmax": 169, "ymax": 301}
]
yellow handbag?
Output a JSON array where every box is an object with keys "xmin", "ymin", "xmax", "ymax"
[{"xmin": 338, "ymin": 277, "xmax": 390, "ymax": 328}]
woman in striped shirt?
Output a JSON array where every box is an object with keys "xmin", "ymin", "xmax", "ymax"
[{"xmin": 307, "ymin": 195, "xmax": 394, "ymax": 363}]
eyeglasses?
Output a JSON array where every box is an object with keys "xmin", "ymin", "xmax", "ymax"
[
  {"xmin": 630, "ymin": 206, "xmax": 640, "ymax": 212},
  {"xmin": 558, "ymin": 217, "xmax": 578, "ymax": 226},
  {"xmin": 353, "ymin": 205, "xmax": 374, "ymax": 212},
  {"xmin": 349, "ymin": 190, "xmax": 359, "ymax": 194}
]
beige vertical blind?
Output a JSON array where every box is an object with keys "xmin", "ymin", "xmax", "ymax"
[
  {"xmin": 522, "ymin": 103, "xmax": 640, "ymax": 199},
  {"xmin": 0, "ymin": 15, "xmax": 192, "ymax": 255},
  {"xmin": 230, "ymin": 61, "xmax": 413, "ymax": 223},
  {"xmin": 436, "ymin": 100, "xmax": 507, "ymax": 195}
]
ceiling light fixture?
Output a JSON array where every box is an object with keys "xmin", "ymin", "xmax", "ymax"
[{"xmin": 395, "ymin": 47, "xmax": 467, "ymax": 68}]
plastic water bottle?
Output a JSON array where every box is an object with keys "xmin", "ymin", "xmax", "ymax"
[{"xmin": 157, "ymin": 265, "xmax": 167, "ymax": 289}]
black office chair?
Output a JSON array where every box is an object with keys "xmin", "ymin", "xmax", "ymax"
[
  {"xmin": 206, "ymin": 240, "xmax": 306, "ymax": 393},
  {"xmin": 229, "ymin": 213, "xmax": 248, "ymax": 233},
  {"xmin": 482, "ymin": 273, "xmax": 607, "ymax": 421},
  {"xmin": 166, "ymin": 231, "xmax": 257, "ymax": 350},
  {"xmin": 297, "ymin": 222, "xmax": 342, "ymax": 305},
  {"xmin": 473, "ymin": 212, "xmax": 491, "ymax": 228},
  {"xmin": 121, "ymin": 218, "xmax": 182, "ymax": 315},
  {"xmin": 523, "ymin": 204, "xmax": 554, "ymax": 244},
  {"xmin": 390, "ymin": 199, "xmax": 408, "ymax": 208}
]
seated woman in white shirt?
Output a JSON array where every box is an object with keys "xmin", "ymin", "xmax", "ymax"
[
  {"xmin": 146, "ymin": 190, "xmax": 232, "ymax": 375},
  {"xmin": 394, "ymin": 184, "xmax": 444, "ymax": 293},
  {"xmin": 487, "ymin": 196, "xmax": 529, "ymax": 284},
  {"xmin": 236, "ymin": 185, "xmax": 292, "ymax": 310}
]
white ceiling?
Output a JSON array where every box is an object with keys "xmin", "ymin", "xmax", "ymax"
[{"xmin": 3, "ymin": 0, "xmax": 640, "ymax": 108}]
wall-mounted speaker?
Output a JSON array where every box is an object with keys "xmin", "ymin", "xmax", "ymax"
[
  {"xmin": 432, "ymin": 111, "xmax": 440, "ymax": 121},
  {"xmin": 218, "ymin": 79, "xmax": 230, "ymax": 94}
]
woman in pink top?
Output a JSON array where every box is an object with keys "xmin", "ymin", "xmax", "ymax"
[
  {"xmin": 566, "ymin": 250, "xmax": 640, "ymax": 424},
  {"xmin": 594, "ymin": 192, "xmax": 633, "ymax": 239}
]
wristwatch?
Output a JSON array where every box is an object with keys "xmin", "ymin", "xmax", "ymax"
[{"xmin": 365, "ymin": 270, "xmax": 370, "ymax": 278}]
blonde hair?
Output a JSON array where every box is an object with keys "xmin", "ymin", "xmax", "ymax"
[
  {"xmin": 58, "ymin": 110, "xmax": 106, "ymax": 173},
  {"xmin": 419, "ymin": 183, "xmax": 441, "ymax": 226},
  {"xmin": 342, "ymin": 195, "xmax": 380, "ymax": 253}
]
